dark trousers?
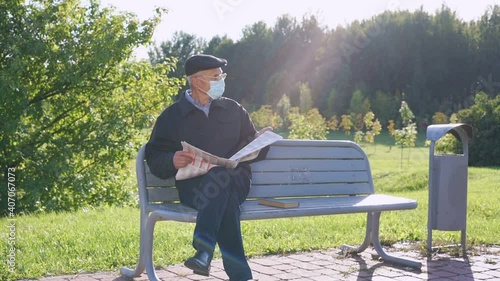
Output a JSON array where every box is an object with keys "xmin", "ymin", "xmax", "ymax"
[{"xmin": 176, "ymin": 166, "xmax": 252, "ymax": 281}]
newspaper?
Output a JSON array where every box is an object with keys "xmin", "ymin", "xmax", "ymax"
[{"xmin": 175, "ymin": 131, "xmax": 282, "ymax": 180}]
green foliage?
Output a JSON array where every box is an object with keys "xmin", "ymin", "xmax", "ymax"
[
  {"xmin": 434, "ymin": 133, "xmax": 460, "ymax": 154},
  {"xmin": 250, "ymin": 105, "xmax": 283, "ymax": 130},
  {"xmin": 327, "ymin": 115, "xmax": 339, "ymax": 131},
  {"xmin": 373, "ymin": 90, "xmax": 398, "ymax": 127},
  {"xmin": 363, "ymin": 112, "xmax": 382, "ymax": 144},
  {"xmin": 457, "ymin": 92, "xmax": 500, "ymax": 166},
  {"xmin": 353, "ymin": 131, "xmax": 364, "ymax": 144},
  {"xmin": 340, "ymin": 114, "xmax": 353, "ymax": 136},
  {"xmin": 298, "ymin": 82, "xmax": 313, "ymax": 113},
  {"xmin": 0, "ymin": 0, "xmax": 182, "ymax": 214},
  {"xmin": 387, "ymin": 120, "xmax": 396, "ymax": 136},
  {"xmin": 393, "ymin": 101, "xmax": 418, "ymax": 168},
  {"xmin": 276, "ymin": 93, "xmax": 291, "ymax": 128},
  {"xmin": 265, "ymin": 71, "xmax": 290, "ymax": 105},
  {"xmin": 352, "ymin": 111, "xmax": 382, "ymax": 145},
  {"xmin": 352, "ymin": 113, "xmax": 364, "ymax": 131},
  {"xmin": 288, "ymin": 108, "xmax": 328, "ymax": 140},
  {"xmin": 148, "ymin": 31, "xmax": 207, "ymax": 81},
  {"xmin": 349, "ymin": 89, "xmax": 370, "ymax": 116},
  {"xmin": 432, "ymin": 112, "xmax": 449, "ymax": 124}
]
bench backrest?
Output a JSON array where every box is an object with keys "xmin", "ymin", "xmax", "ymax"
[{"xmin": 138, "ymin": 140, "xmax": 375, "ymax": 207}]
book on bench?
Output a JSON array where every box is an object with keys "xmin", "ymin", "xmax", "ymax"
[{"xmin": 258, "ymin": 198, "xmax": 300, "ymax": 208}]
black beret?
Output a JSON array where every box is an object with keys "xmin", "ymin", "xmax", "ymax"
[{"xmin": 184, "ymin": 54, "xmax": 227, "ymax": 76}]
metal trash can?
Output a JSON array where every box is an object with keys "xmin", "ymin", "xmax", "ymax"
[{"xmin": 426, "ymin": 124, "xmax": 473, "ymax": 256}]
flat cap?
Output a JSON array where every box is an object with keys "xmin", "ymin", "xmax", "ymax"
[{"xmin": 184, "ymin": 54, "xmax": 227, "ymax": 76}]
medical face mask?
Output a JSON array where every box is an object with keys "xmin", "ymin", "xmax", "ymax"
[{"xmin": 202, "ymin": 79, "xmax": 226, "ymax": 99}]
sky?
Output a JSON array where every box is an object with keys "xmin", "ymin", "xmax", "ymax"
[{"xmin": 99, "ymin": 0, "xmax": 498, "ymax": 59}]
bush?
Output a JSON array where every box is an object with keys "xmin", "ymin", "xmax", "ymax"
[
  {"xmin": 250, "ymin": 105, "xmax": 283, "ymax": 130},
  {"xmin": 288, "ymin": 108, "xmax": 328, "ymax": 140},
  {"xmin": 0, "ymin": 1, "xmax": 181, "ymax": 214},
  {"xmin": 457, "ymin": 92, "xmax": 500, "ymax": 166}
]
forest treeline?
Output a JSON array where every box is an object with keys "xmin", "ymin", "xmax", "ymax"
[
  {"xmin": 150, "ymin": 5, "xmax": 500, "ymax": 128},
  {"xmin": 1, "ymin": 1, "xmax": 499, "ymax": 214}
]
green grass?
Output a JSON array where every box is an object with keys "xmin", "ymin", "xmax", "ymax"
[{"xmin": 1, "ymin": 142, "xmax": 499, "ymax": 280}]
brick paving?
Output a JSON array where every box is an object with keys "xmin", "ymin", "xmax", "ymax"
[{"xmin": 26, "ymin": 245, "xmax": 500, "ymax": 281}]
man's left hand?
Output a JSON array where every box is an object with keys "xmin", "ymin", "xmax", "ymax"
[{"xmin": 255, "ymin": 126, "xmax": 273, "ymax": 138}]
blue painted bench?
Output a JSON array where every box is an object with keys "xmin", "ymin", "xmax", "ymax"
[{"xmin": 121, "ymin": 139, "xmax": 422, "ymax": 281}]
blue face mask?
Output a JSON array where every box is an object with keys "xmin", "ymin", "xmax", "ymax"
[{"xmin": 205, "ymin": 79, "xmax": 225, "ymax": 100}]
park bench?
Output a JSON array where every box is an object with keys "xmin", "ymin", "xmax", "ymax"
[{"xmin": 121, "ymin": 139, "xmax": 422, "ymax": 281}]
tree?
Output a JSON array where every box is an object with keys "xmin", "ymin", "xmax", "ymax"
[
  {"xmin": 373, "ymin": 90, "xmax": 398, "ymax": 127},
  {"xmin": 276, "ymin": 93, "xmax": 291, "ymax": 129},
  {"xmin": 350, "ymin": 89, "xmax": 370, "ymax": 117},
  {"xmin": 0, "ymin": 0, "xmax": 182, "ymax": 214},
  {"xmin": 340, "ymin": 114, "xmax": 353, "ymax": 136},
  {"xmin": 299, "ymin": 82, "xmax": 313, "ymax": 113},
  {"xmin": 288, "ymin": 108, "xmax": 328, "ymax": 140},
  {"xmin": 363, "ymin": 112, "xmax": 382, "ymax": 144},
  {"xmin": 148, "ymin": 31, "xmax": 206, "ymax": 78},
  {"xmin": 250, "ymin": 105, "xmax": 283, "ymax": 130},
  {"xmin": 432, "ymin": 112, "xmax": 449, "ymax": 124},
  {"xmin": 327, "ymin": 115, "xmax": 340, "ymax": 131},
  {"xmin": 393, "ymin": 101, "xmax": 418, "ymax": 168},
  {"xmin": 457, "ymin": 92, "xmax": 500, "ymax": 166}
]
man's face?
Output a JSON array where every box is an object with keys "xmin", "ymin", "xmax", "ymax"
[{"xmin": 193, "ymin": 68, "xmax": 224, "ymax": 93}]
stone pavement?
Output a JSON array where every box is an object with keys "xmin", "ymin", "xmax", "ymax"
[{"xmin": 33, "ymin": 246, "xmax": 500, "ymax": 281}]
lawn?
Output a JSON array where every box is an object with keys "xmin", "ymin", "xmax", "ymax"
[{"xmin": 1, "ymin": 139, "xmax": 499, "ymax": 280}]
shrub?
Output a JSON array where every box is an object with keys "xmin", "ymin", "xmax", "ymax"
[
  {"xmin": 457, "ymin": 92, "xmax": 500, "ymax": 166},
  {"xmin": 0, "ymin": 1, "xmax": 180, "ymax": 214},
  {"xmin": 288, "ymin": 108, "xmax": 328, "ymax": 140},
  {"xmin": 250, "ymin": 105, "xmax": 283, "ymax": 130}
]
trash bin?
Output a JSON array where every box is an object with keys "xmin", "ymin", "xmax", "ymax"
[{"xmin": 426, "ymin": 124, "xmax": 473, "ymax": 256}]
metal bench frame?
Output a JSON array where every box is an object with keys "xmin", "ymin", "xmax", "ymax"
[{"xmin": 121, "ymin": 140, "xmax": 422, "ymax": 281}]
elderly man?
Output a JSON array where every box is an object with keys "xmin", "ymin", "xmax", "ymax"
[{"xmin": 145, "ymin": 54, "xmax": 269, "ymax": 280}]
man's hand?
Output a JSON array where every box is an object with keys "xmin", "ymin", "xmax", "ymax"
[
  {"xmin": 255, "ymin": 126, "xmax": 273, "ymax": 138},
  {"xmin": 173, "ymin": 151, "xmax": 195, "ymax": 169}
]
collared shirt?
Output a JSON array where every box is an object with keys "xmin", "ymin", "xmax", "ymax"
[
  {"xmin": 185, "ymin": 89, "xmax": 212, "ymax": 117},
  {"xmin": 145, "ymin": 91, "xmax": 265, "ymax": 180}
]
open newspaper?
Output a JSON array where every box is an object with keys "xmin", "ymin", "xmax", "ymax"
[{"xmin": 175, "ymin": 131, "xmax": 283, "ymax": 180}]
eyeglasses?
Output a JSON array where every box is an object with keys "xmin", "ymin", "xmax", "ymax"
[{"xmin": 194, "ymin": 73, "xmax": 227, "ymax": 81}]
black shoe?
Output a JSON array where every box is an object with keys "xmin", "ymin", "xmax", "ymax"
[{"xmin": 184, "ymin": 250, "xmax": 212, "ymax": 276}]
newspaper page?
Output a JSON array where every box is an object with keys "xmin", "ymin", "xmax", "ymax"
[{"xmin": 175, "ymin": 131, "xmax": 282, "ymax": 180}]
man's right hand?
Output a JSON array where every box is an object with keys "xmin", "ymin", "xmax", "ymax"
[{"xmin": 173, "ymin": 151, "xmax": 195, "ymax": 169}]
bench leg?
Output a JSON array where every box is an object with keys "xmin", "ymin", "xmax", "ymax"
[
  {"xmin": 341, "ymin": 213, "xmax": 372, "ymax": 254},
  {"xmin": 143, "ymin": 211, "xmax": 162, "ymax": 281},
  {"xmin": 120, "ymin": 215, "xmax": 148, "ymax": 278},
  {"xmin": 371, "ymin": 212, "xmax": 422, "ymax": 269}
]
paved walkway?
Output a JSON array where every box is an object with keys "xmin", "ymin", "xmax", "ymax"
[{"xmin": 33, "ymin": 246, "xmax": 500, "ymax": 281}]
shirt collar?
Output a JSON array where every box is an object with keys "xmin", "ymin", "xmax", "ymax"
[
  {"xmin": 179, "ymin": 90, "xmax": 228, "ymax": 117},
  {"xmin": 185, "ymin": 89, "xmax": 212, "ymax": 116}
]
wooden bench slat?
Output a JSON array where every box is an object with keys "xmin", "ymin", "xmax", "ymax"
[
  {"xmin": 250, "ymin": 159, "xmax": 368, "ymax": 172},
  {"xmin": 147, "ymin": 183, "xmax": 373, "ymax": 203},
  {"xmin": 265, "ymin": 146, "xmax": 364, "ymax": 159},
  {"xmin": 145, "ymin": 168, "xmax": 174, "ymax": 187},
  {"xmin": 247, "ymin": 183, "xmax": 372, "ymax": 198},
  {"xmin": 147, "ymin": 187, "xmax": 179, "ymax": 202},
  {"xmin": 251, "ymin": 171, "xmax": 370, "ymax": 185}
]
